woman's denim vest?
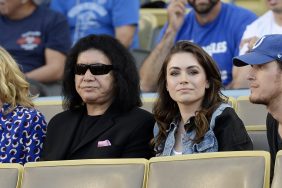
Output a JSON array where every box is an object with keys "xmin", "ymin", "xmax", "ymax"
[{"xmin": 154, "ymin": 103, "xmax": 231, "ymax": 156}]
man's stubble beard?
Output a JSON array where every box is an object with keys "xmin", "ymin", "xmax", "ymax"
[
  {"xmin": 249, "ymin": 95, "xmax": 268, "ymax": 106},
  {"xmin": 188, "ymin": 0, "xmax": 220, "ymax": 15}
]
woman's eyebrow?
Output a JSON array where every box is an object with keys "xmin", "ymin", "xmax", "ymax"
[{"xmin": 168, "ymin": 65, "xmax": 200, "ymax": 70}]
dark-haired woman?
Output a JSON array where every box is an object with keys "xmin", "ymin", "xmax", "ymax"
[{"xmin": 153, "ymin": 41, "xmax": 252, "ymax": 156}]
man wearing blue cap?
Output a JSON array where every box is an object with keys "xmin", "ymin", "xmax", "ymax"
[{"xmin": 233, "ymin": 34, "xmax": 282, "ymax": 176}]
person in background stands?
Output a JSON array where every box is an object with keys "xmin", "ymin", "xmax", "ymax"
[
  {"xmin": 41, "ymin": 35, "xmax": 154, "ymax": 161},
  {"xmin": 0, "ymin": 47, "xmax": 47, "ymax": 165},
  {"xmin": 50, "ymin": 0, "xmax": 139, "ymax": 48},
  {"xmin": 140, "ymin": 0, "xmax": 257, "ymax": 92},
  {"xmin": 153, "ymin": 41, "xmax": 252, "ymax": 156},
  {"xmin": 233, "ymin": 34, "xmax": 282, "ymax": 179},
  {"xmin": 0, "ymin": 0, "xmax": 71, "ymax": 96}
]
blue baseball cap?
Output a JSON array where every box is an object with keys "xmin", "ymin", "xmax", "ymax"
[{"xmin": 233, "ymin": 34, "xmax": 282, "ymax": 67}]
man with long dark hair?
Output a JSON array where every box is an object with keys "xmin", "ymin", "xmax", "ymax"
[{"xmin": 41, "ymin": 35, "xmax": 155, "ymax": 161}]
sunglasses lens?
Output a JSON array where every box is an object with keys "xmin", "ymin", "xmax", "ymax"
[
  {"xmin": 89, "ymin": 65, "xmax": 113, "ymax": 75},
  {"xmin": 75, "ymin": 64, "xmax": 113, "ymax": 75},
  {"xmin": 75, "ymin": 64, "xmax": 88, "ymax": 75}
]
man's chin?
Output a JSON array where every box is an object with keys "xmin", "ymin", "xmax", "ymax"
[
  {"xmin": 190, "ymin": 0, "xmax": 219, "ymax": 14},
  {"xmin": 194, "ymin": 7, "xmax": 211, "ymax": 14},
  {"xmin": 249, "ymin": 96, "xmax": 267, "ymax": 105}
]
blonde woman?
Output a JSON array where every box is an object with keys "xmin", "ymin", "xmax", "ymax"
[{"xmin": 0, "ymin": 47, "xmax": 47, "ymax": 164}]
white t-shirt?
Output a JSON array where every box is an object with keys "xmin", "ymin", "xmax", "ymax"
[{"xmin": 240, "ymin": 11, "xmax": 282, "ymax": 55}]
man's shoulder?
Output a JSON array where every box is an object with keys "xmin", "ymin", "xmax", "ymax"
[
  {"xmin": 31, "ymin": 6, "xmax": 69, "ymax": 31},
  {"xmin": 223, "ymin": 2, "xmax": 256, "ymax": 14},
  {"xmin": 222, "ymin": 2, "xmax": 257, "ymax": 22},
  {"xmin": 120, "ymin": 107, "xmax": 154, "ymax": 121},
  {"xmin": 35, "ymin": 6, "xmax": 67, "ymax": 20},
  {"xmin": 267, "ymin": 113, "xmax": 278, "ymax": 126},
  {"xmin": 221, "ymin": 3, "xmax": 257, "ymax": 30},
  {"xmin": 49, "ymin": 108, "xmax": 82, "ymax": 123},
  {"xmin": 249, "ymin": 10, "xmax": 273, "ymax": 27}
]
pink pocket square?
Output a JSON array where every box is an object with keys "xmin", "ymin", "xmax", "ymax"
[{"xmin": 97, "ymin": 139, "xmax": 112, "ymax": 147}]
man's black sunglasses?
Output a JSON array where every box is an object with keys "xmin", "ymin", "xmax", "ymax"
[{"xmin": 75, "ymin": 64, "xmax": 113, "ymax": 75}]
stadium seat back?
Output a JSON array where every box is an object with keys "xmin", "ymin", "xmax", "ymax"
[
  {"xmin": 22, "ymin": 159, "xmax": 147, "ymax": 188},
  {"xmin": 147, "ymin": 151, "xmax": 270, "ymax": 188},
  {"xmin": 0, "ymin": 163, "xmax": 23, "ymax": 188}
]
